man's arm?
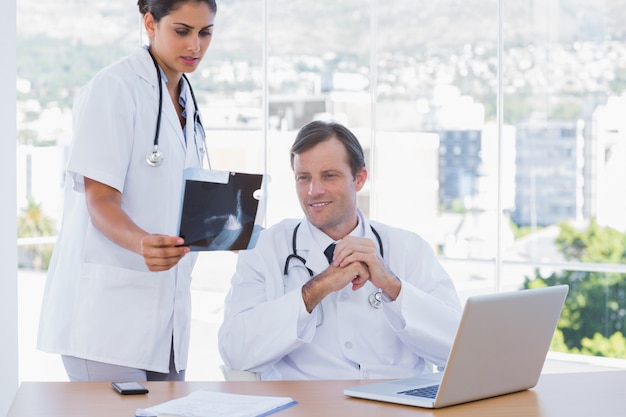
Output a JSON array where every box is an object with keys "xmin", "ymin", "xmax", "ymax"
[
  {"xmin": 331, "ymin": 230, "xmax": 462, "ymax": 367},
  {"xmin": 218, "ymin": 227, "xmax": 321, "ymax": 373},
  {"xmin": 301, "ymin": 261, "xmax": 370, "ymax": 312}
]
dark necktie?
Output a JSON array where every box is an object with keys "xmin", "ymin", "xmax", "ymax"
[{"xmin": 324, "ymin": 243, "xmax": 336, "ymax": 264}]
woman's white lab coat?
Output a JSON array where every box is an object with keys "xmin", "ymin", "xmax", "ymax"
[
  {"xmin": 218, "ymin": 212, "xmax": 463, "ymax": 380},
  {"xmin": 37, "ymin": 46, "xmax": 202, "ymax": 373}
]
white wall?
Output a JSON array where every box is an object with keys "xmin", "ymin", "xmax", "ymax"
[{"xmin": 0, "ymin": 0, "xmax": 19, "ymax": 415}]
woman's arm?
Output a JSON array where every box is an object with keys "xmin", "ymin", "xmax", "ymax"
[{"xmin": 84, "ymin": 177, "xmax": 189, "ymax": 271}]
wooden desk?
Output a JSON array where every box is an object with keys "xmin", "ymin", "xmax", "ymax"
[{"xmin": 7, "ymin": 371, "xmax": 626, "ymax": 417}]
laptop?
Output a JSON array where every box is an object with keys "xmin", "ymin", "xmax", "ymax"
[{"xmin": 344, "ymin": 285, "xmax": 569, "ymax": 408}]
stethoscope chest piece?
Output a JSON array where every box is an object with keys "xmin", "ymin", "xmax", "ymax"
[
  {"xmin": 144, "ymin": 47, "xmax": 210, "ymax": 169},
  {"xmin": 146, "ymin": 146, "xmax": 164, "ymax": 167},
  {"xmin": 368, "ymin": 290, "xmax": 383, "ymax": 309}
]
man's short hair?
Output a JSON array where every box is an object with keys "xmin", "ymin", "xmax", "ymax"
[{"xmin": 290, "ymin": 120, "xmax": 366, "ymax": 178}]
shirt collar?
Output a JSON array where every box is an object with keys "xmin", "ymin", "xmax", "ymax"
[
  {"xmin": 143, "ymin": 45, "xmax": 187, "ymax": 110},
  {"xmin": 306, "ymin": 209, "xmax": 366, "ymax": 250}
]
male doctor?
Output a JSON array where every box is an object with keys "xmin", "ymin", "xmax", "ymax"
[{"xmin": 218, "ymin": 120, "xmax": 462, "ymax": 380}]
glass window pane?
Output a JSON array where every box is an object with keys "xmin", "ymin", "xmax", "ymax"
[
  {"xmin": 375, "ymin": 0, "xmax": 499, "ymax": 296},
  {"xmin": 503, "ymin": 0, "xmax": 626, "ymax": 361},
  {"xmin": 17, "ymin": 0, "xmax": 626, "ymax": 384}
]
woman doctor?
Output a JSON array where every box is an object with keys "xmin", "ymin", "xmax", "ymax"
[{"xmin": 37, "ymin": 0, "xmax": 217, "ymax": 382}]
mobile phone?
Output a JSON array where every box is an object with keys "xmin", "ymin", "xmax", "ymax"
[{"xmin": 112, "ymin": 381, "xmax": 149, "ymax": 395}]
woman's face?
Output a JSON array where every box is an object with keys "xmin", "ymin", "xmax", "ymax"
[{"xmin": 145, "ymin": 1, "xmax": 215, "ymax": 81}]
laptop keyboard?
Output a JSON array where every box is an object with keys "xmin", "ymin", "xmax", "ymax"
[{"xmin": 398, "ymin": 384, "xmax": 439, "ymax": 399}]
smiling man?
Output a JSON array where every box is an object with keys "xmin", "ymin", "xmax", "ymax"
[{"xmin": 218, "ymin": 120, "xmax": 462, "ymax": 381}]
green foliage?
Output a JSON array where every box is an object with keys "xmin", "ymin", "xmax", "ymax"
[
  {"xmin": 17, "ymin": 197, "xmax": 56, "ymax": 237},
  {"xmin": 523, "ymin": 219, "xmax": 626, "ymax": 358},
  {"xmin": 549, "ymin": 329, "xmax": 569, "ymax": 352},
  {"xmin": 555, "ymin": 219, "xmax": 626, "ymax": 263},
  {"xmin": 576, "ymin": 332, "xmax": 626, "ymax": 357},
  {"xmin": 509, "ymin": 219, "xmax": 539, "ymax": 239},
  {"xmin": 609, "ymin": 67, "xmax": 626, "ymax": 95},
  {"xmin": 17, "ymin": 36, "xmax": 133, "ymax": 110},
  {"xmin": 446, "ymin": 199, "xmax": 468, "ymax": 214},
  {"xmin": 549, "ymin": 101, "xmax": 582, "ymax": 120},
  {"xmin": 17, "ymin": 197, "xmax": 57, "ymax": 270},
  {"xmin": 503, "ymin": 94, "xmax": 534, "ymax": 125},
  {"xmin": 17, "ymin": 128, "xmax": 39, "ymax": 145}
]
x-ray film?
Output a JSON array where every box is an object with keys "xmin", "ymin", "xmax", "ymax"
[{"xmin": 177, "ymin": 168, "xmax": 265, "ymax": 251}]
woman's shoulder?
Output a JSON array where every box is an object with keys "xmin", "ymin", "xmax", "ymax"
[
  {"xmin": 75, "ymin": 48, "xmax": 152, "ymax": 106},
  {"xmin": 86, "ymin": 47, "xmax": 150, "ymax": 88}
]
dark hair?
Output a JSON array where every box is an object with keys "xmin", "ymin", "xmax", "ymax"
[
  {"xmin": 137, "ymin": 0, "xmax": 217, "ymax": 21},
  {"xmin": 290, "ymin": 120, "xmax": 366, "ymax": 178}
]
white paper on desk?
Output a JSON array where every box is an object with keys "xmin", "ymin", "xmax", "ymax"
[
  {"xmin": 177, "ymin": 169, "xmax": 266, "ymax": 251},
  {"xmin": 134, "ymin": 389, "xmax": 297, "ymax": 417}
]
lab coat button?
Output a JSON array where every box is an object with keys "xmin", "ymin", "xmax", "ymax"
[
  {"xmin": 339, "ymin": 293, "xmax": 349, "ymax": 301},
  {"xmin": 344, "ymin": 341, "xmax": 353, "ymax": 349}
]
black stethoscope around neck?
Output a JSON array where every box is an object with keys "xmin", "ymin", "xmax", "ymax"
[
  {"xmin": 145, "ymin": 47, "xmax": 210, "ymax": 168},
  {"xmin": 283, "ymin": 222, "xmax": 385, "ymax": 312}
]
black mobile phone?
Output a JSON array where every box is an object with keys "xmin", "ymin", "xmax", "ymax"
[{"xmin": 112, "ymin": 381, "xmax": 149, "ymax": 395}]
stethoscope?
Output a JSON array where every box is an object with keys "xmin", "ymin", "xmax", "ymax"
[
  {"xmin": 145, "ymin": 48, "xmax": 210, "ymax": 168},
  {"xmin": 283, "ymin": 223, "xmax": 385, "ymax": 316}
]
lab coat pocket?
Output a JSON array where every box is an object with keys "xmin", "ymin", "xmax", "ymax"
[{"xmin": 72, "ymin": 262, "xmax": 165, "ymax": 361}]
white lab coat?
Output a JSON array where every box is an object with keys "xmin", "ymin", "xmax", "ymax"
[
  {"xmin": 37, "ymin": 46, "xmax": 203, "ymax": 373},
  {"xmin": 218, "ymin": 211, "xmax": 463, "ymax": 380}
]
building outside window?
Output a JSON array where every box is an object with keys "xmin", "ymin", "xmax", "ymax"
[{"xmin": 14, "ymin": 0, "xmax": 626, "ymax": 383}]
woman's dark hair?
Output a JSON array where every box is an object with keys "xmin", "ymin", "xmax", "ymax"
[
  {"xmin": 137, "ymin": 0, "xmax": 217, "ymax": 21},
  {"xmin": 290, "ymin": 120, "xmax": 366, "ymax": 178}
]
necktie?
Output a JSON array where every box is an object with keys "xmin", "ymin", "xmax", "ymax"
[{"xmin": 324, "ymin": 243, "xmax": 336, "ymax": 264}]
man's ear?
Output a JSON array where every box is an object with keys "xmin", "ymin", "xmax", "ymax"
[{"xmin": 354, "ymin": 167, "xmax": 368, "ymax": 192}]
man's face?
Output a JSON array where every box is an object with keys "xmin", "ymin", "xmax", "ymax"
[{"xmin": 292, "ymin": 136, "xmax": 367, "ymax": 240}]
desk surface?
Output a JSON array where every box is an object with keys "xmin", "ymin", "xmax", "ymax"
[{"xmin": 8, "ymin": 370, "xmax": 626, "ymax": 417}]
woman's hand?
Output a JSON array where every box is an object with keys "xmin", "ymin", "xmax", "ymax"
[{"xmin": 140, "ymin": 234, "xmax": 190, "ymax": 271}]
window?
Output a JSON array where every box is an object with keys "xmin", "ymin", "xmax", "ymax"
[{"xmin": 16, "ymin": 0, "xmax": 626, "ymax": 383}]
